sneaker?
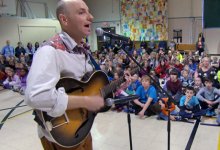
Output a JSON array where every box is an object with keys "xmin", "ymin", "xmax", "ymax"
[
  {"xmin": 123, "ymin": 108, "xmax": 135, "ymax": 113},
  {"xmin": 156, "ymin": 116, "xmax": 162, "ymax": 120},
  {"xmin": 181, "ymin": 118, "xmax": 189, "ymax": 122},
  {"xmin": 174, "ymin": 116, "xmax": 182, "ymax": 121},
  {"xmin": 210, "ymin": 110, "xmax": 216, "ymax": 117},
  {"xmin": 116, "ymin": 107, "xmax": 123, "ymax": 112},
  {"xmin": 206, "ymin": 110, "xmax": 212, "ymax": 117}
]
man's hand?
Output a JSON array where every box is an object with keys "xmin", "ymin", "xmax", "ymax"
[{"xmin": 84, "ymin": 96, "xmax": 104, "ymax": 112}]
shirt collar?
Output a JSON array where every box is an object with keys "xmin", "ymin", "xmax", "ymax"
[{"xmin": 59, "ymin": 31, "xmax": 78, "ymax": 51}]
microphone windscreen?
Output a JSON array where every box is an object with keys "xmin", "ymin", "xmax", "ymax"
[{"xmin": 95, "ymin": 28, "xmax": 104, "ymax": 36}]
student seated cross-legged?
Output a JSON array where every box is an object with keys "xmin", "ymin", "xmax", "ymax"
[
  {"xmin": 132, "ymin": 75, "xmax": 161, "ymax": 118},
  {"xmin": 179, "ymin": 86, "xmax": 206, "ymax": 120},
  {"xmin": 196, "ymin": 78, "xmax": 220, "ymax": 117}
]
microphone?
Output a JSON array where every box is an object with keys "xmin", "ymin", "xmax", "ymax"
[
  {"xmin": 105, "ymin": 95, "xmax": 139, "ymax": 106},
  {"xmin": 95, "ymin": 28, "xmax": 130, "ymax": 42}
]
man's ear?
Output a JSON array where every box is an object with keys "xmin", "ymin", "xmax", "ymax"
[{"xmin": 59, "ymin": 14, "xmax": 68, "ymax": 26}]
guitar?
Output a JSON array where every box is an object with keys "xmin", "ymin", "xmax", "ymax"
[{"xmin": 35, "ymin": 68, "xmax": 139, "ymax": 148}]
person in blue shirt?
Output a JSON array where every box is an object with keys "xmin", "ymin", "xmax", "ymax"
[
  {"xmin": 188, "ymin": 59, "xmax": 197, "ymax": 72},
  {"xmin": 126, "ymin": 73, "xmax": 141, "ymax": 95},
  {"xmin": 179, "ymin": 86, "xmax": 206, "ymax": 119},
  {"xmin": 1, "ymin": 40, "xmax": 14, "ymax": 57},
  {"xmin": 132, "ymin": 75, "xmax": 160, "ymax": 118}
]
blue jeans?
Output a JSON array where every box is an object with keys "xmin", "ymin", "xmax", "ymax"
[
  {"xmin": 179, "ymin": 109, "xmax": 207, "ymax": 119},
  {"xmin": 158, "ymin": 110, "xmax": 179, "ymax": 121}
]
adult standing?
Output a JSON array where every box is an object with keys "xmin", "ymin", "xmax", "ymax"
[
  {"xmin": 25, "ymin": 0, "xmax": 104, "ymax": 149},
  {"xmin": 1, "ymin": 40, "xmax": 14, "ymax": 57}
]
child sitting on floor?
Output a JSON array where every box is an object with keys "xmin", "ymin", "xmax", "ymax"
[
  {"xmin": 158, "ymin": 97, "xmax": 178, "ymax": 121},
  {"xmin": 196, "ymin": 78, "xmax": 220, "ymax": 117},
  {"xmin": 3, "ymin": 67, "xmax": 20, "ymax": 90},
  {"xmin": 179, "ymin": 86, "xmax": 206, "ymax": 119},
  {"xmin": 132, "ymin": 75, "xmax": 160, "ymax": 118}
]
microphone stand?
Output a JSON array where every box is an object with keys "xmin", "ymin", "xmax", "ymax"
[
  {"xmin": 126, "ymin": 101, "xmax": 133, "ymax": 150},
  {"xmin": 119, "ymin": 44, "xmax": 175, "ymax": 150},
  {"xmin": 167, "ymin": 109, "xmax": 171, "ymax": 150}
]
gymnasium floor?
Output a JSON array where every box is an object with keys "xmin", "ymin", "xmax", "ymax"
[{"xmin": 0, "ymin": 88, "xmax": 219, "ymax": 150}]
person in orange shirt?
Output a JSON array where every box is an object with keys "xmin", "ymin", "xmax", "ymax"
[{"xmin": 158, "ymin": 97, "xmax": 178, "ymax": 121}]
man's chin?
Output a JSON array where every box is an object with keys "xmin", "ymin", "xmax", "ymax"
[{"xmin": 83, "ymin": 29, "xmax": 91, "ymax": 35}]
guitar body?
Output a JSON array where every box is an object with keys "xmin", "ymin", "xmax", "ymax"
[{"xmin": 37, "ymin": 71, "xmax": 112, "ymax": 148}]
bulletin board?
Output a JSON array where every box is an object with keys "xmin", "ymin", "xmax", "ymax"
[{"xmin": 121, "ymin": 0, "xmax": 168, "ymax": 41}]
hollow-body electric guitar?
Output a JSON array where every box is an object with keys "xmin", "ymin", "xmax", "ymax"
[{"xmin": 35, "ymin": 69, "xmax": 138, "ymax": 148}]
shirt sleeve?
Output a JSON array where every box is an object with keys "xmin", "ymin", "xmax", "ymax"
[
  {"xmin": 214, "ymin": 88, "xmax": 220, "ymax": 102},
  {"xmin": 179, "ymin": 96, "xmax": 185, "ymax": 106},
  {"xmin": 3, "ymin": 77, "xmax": 9, "ymax": 85},
  {"xmin": 193, "ymin": 96, "xmax": 199, "ymax": 105},
  {"xmin": 135, "ymin": 86, "xmax": 142, "ymax": 97},
  {"xmin": 148, "ymin": 86, "xmax": 157, "ymax": 100},
  {"xmin": 25, "ymin": 46, "xmax": 68, "ymax": 117},
  {"xmin": 196, "ymin": 88, "xmax": 206, "ymax": 102},
  {"xmin": 1, "ymin": 47, "xmax": 4, "ymax": 55}
]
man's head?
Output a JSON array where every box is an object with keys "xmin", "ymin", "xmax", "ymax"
[
  {"xmin": 56, "ymin": 0, "xmax": 94, "ymax": 44},
  {"xmin": 6, "ymin": 40, "xmax": 10, "ymax": 46},
  {"xmin": 202, "ymin": 57, "xmax": 210, "ymax": 68},
  {"xmin": 17, "ymin": 42, "xmax": 22, "ymax": 47}
]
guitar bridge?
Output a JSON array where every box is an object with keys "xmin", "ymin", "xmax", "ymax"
[{"xmin": 45, "ymin": 113, "xmax": 70, "ymax": 131}]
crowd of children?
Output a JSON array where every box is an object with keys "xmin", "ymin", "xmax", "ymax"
[
  {"xmin": 92, "ymin": 39, "xmax": 220, "ymax": 124},
  {"xmin": 0, "ymin": 40, "xmax": 34, "ymax": 95},
  {"xmin": 1, "ymin": 38, "xmax": 220, "ymax": 124}
]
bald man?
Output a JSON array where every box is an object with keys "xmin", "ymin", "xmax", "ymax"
[{"xmin": 25, "ymin": 0, "xmax": 104, "ymax": 149}]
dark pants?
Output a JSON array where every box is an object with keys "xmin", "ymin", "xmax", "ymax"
[
  {"xmin": 179, "ymin": 109, "xmax": 207, "ymax": 119},
  {"xmin": 198, "ymin": 48, "xmax": 204, "ymax": 56},
  {"xmin": 131, "ymin": 101, "xmax": 161, "ymax": 116},
  {"xmin": 199, "ymin": 101, "xmax": 219, "ymax": 111},
  {"xmin": 40, "ymin": 134, "xmax": 92, "ymax": 150}
]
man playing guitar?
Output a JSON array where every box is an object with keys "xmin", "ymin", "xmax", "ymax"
[{"xmin": 25, "ymin": 0, "xmax": 104, "ymax": 149}]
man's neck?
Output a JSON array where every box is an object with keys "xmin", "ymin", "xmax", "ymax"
[{"xmin": 64, "ymin": 31, "xmax": 82, "ymax": 45}]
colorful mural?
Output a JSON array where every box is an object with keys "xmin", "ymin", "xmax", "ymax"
[{"xmin": 121, "ymin": 0, "xmax": 168, "ymax": 41}]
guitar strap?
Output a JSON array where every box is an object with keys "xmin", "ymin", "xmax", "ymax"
[
  {"xmin": 88, "ymin": 53, "xmax": 101, "ymax": 70},
  {"xmin": 32, "ymin": 110, "xmax": 45, "ymax": 129}
]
